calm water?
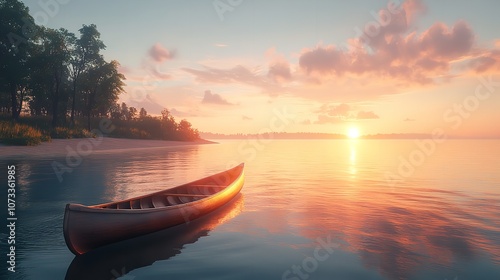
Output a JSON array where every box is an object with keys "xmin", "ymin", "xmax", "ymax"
[{"xmin": 1, "ymin": 139, "xmax": 499, "ymax": 280}]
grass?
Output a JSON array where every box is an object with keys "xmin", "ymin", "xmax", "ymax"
[
  {"xmin": 0, "ymin": 116, "xmax": 96, "ymax": 146},
  {"xmin": 0, "ymin": 114, "xmax": 200, "ymax": 146},
  {"xmin": 0, "ymin": 121, "xmax": 50, "ymax": 146}
]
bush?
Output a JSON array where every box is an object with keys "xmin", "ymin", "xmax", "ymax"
[
  {"xmin": 0, "ymin": 121, "xmax": 50, "ymax": 146},
  {"xmin": 50, "ymin": 127, "xmax": 94, "ymax": 139}
]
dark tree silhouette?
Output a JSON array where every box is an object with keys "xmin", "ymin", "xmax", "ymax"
[{"xmin": 0, "ymin": 0, "xmax": 36, "ymax": 119}]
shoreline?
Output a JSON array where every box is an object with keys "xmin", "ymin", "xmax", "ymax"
[{"xmin": 0, "ymin": 137, "xmax": 217, "ymax": 158}]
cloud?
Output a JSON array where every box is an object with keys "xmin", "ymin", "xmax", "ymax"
[
  {"xmin": 268, "ymin": 61, "xmax": 292, "ymax": 82},
  {"xmin": 117, "ymin": 65, "xmax": 131, "ymax": 75},
  {"xmin": 315, "ymin": 114, "xmax": 345, "ymax": 124},
  {"xmin": 148, "ymin": 43, "xmax": 175, "ymax": 63},
  {"xmin": 170, "ymin": 108, "xmax": 197, "ymax": 118},
  {"xmin": 125, "ymin": 93, "xmax": 165, "ymax": 115},
  {"xmin": 183, "ymin": 65, "xmax": 282, "ymax": 93},
  {"xmin": 242, "ymin": 115, "xmax": 252, "ymax": 121},
  {"xmin": 296, "ymin": 0, "xmax": 499, "ymax": 85},
  {"xmin": 201, "ymin": 90, "xmax": 234, "ymax": 105},
  {"xmin": 404, "ymin": 118, "xmax": 416, "ymax": 122},
  {"xmin": 356, "ymin": 111, "xmax": 380, "ymax": 119},
  {"xmin": 314, "ymin": 103, "xmax": 380, "ymax": 124},
  {"xmin": 266, "ymin": 48, "xmax": 293, "ymax": 83},
  {"xmin": 467, "ymin": 50, "xmax": 500, "ymax": 73},
  {"xmin": 403, "ymin": 0, "xmax": 428, "ymax": 24},
  {"xmin": 320, "ymin": 103, "xmax": 351, "ymax": 117}
]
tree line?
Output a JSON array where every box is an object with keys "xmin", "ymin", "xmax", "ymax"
[
  {"xmin": 1, "ymin": 0, "xmax": 124, "ymax": 130},
  {"xmin": 0, "ymin": 0, "xmax": 199, "ymax": 141}
]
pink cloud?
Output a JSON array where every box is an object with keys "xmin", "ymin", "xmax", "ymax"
[
  {"xmin": 201, "ymin": 90, "xmax": 234, "ymax": 106},
  {"xmin": 265, "ymin": 48, "xmax": 293, "ymax": 83},
  {"xmin": 318, "ymin": 103, "xmax": 351, "ymax": 117},
  {"xmin": 403, "ymin": 0, "xmax": 427, "ymax": 24},
  {"xmin": 183, "ymin": 65, "xmax": 283, "ymax": 93},
  {"xmin": 296, "ymin": 0, "xmax": 499, "ymax": 86},
  {"xmin": 314, "ymin": 103, "xmax": 380, "ymax": 124},
  {"xmin": 268, "ymin": 61, "xmax": 292, "ymax": 82},
  {"xmin": 148, "ymin": 43, "xmax": 175, "ymax": 63},
  {"xmin": 420, "ymin": 21, "xmax": 474, "ymax": 59},
  {"xmin": 357, "ymin": 111, "xmax": 380, "ymax": 119},
  {"xmin": 468, "ymin": 50, "xmax": 500, "ymax": 73}
]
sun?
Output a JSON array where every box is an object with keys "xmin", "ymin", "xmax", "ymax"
[{"xmin": 347, "ymin": 127, "xmax": 360, "ymax": 139}]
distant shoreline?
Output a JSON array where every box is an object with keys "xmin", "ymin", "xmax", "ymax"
[{"xmin": 0, "ymin": 137, "xmax": 216, "ymax": 158}]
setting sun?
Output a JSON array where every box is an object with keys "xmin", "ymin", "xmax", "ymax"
[{"xmin": 348, "ymin": 127, "xmax": 361, "ymax": 139}]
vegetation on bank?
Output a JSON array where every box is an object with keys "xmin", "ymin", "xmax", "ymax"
[
  {"xmin": 0, "ymin": 0, "xmax": 200, "ymax": 145},
  {"xmin": 0, "ymin": 103, "xmax": 199, "ymax": 145}
]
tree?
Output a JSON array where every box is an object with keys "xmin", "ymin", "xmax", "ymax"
[
  {"xmin": 29, "ymin": 27, "xmax": 74, "ymax": 126},
  {"xmin": 161, "ymin": 108, "xmax": 177, "ymax": 139},
  {"xmin": 177, "ymin": 119, "xmax": 200, "ymax": 141},
  {"xmin": 80, "ymin": 60, "xmax": 125, "ymax": 130},
  {"xmin": 109, "ymin": 102, "xmax": 121, "ymax": 119},
  {"xmin": 120, "ymin": 102, "xmax": 129, "ymax": 120},
  {"xmin": 139, "ymin": 107, "xmax": 147, "ymax": 119},
  {"xmin": 68, "ymin": 24, "xmax": 106, "ymax": 126},
  {"xmin": 128, "ymin": 106, "xmax": 137, "ymax": 120},
  {"xmin": 0, "ymin": 0, "xmax": 37, "ymax": 119}
]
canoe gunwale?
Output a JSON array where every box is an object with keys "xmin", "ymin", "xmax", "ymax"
[
  {"xmin": 70, "ymin": 163, "xmax": 244, "ymax": 213},
  {"xmin": 63, "ymin": 163, "xmax": 245, "ymax": 255}
]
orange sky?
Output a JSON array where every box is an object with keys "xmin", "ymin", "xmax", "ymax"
[{"xmin": 25, "ymin": 0, "xmax": 500, "ymax": 137}]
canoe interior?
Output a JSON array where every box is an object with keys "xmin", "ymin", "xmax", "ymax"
[{"xmin": 90, "ymin": 166, "xmax": 240, "ymax": 210}]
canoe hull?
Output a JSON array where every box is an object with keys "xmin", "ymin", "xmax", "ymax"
[{"xmin": 63, "ymin": 164, "xmax": 244, "ymax": 255}]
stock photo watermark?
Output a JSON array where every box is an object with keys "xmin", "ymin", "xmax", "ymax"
[
  {"xmin": 6, "ymin": 165, "xmax": 17, "ymax": 273},
  {"xmin": 51, "ymin": 118, "xmax": 115, "ymax": 182},
  {"xmin": 213, "ymin": 0, "xmax": 243, "ymax": 21},
  {"xmin": 385, "ymin": 75, "xmax": 500, "ymax": 187},
  {"xmin": 282, "ymin": 235, "xmax": 340, "ymax": 280},
  {"xmin": 219, "ymin": 105, "xmax": 297, "ymax": 172},
  {"xmin": 7, "ymin": 0, "xmax": 70, "ymax": 53}
]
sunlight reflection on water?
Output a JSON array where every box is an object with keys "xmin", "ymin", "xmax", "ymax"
[{"xmin": 1, "ymin": 139, "xmax": 499, "ymax": 280}]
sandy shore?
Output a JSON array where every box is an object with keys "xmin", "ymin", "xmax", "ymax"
[{"xmin": 0, "ymin": 137, "xmax": 216, "ymax": 158}]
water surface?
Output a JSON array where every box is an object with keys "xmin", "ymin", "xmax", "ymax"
[{"xmin": 1, "ymin": 139, "xmax": 499, "ymax": 279}]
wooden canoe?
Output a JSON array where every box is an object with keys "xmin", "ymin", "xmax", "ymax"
[{"xmin": 63, "ymin": 163, "xmax": 245, "ymax": 255}]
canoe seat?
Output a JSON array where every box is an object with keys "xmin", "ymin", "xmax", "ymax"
[
  {"xmin": 179, "ymin": 196, "xmax": 192, "ymax": 203},
  {"xmin": 117, "ymin": 202, "xmax": 131, "ymax": 209},
  {"xmin": 140, "ymin": 197, "xmax": 154, "ymax": 209},
  {"xmin": 130, "ymin": 200, "xmax": 141, "ymax": 209},
  {"xmin": 166, "ymin": 196, "xmax": 180, "ymax": 206},
  {"xmin": 152, "ymin": 196, "xmax": 168, "ymax": 208}
]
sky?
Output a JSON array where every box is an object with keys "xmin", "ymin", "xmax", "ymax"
[{"xmin": 22, "ymin": 0, "xmax": 500, "ymax": 137}]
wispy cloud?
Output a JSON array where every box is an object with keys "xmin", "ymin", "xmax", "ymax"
[
  {"xmin": 314, "ymin": 103, "xmax": 380, "ymax": 124},
  {"xmin": 201, "ymin": 90, "xmax": 234, "ymax": 105},
  {"xmin": 356, "ymin": 111, "xmax": 379, "ymax": 119},
  {"xmin": 148, "ymin": 43, "xmax": 176, "ymax": 63},
  {"xmin": 183, "ymin": 65, "xmax": 283, "ymax": 93}
]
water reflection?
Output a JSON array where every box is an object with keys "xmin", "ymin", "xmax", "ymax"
[
  {"xmin": 279, "ymin": 187, "xmax": 500, "ymax": 280},
  {"xmin": 65, "ymin": 194, "xmax": 243, "ymax": 280}
]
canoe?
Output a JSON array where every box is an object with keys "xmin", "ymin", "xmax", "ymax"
[
  {"xmin": 63, "ymin": 163, "xmax": 245, "ymax": 255},
  {"xmin": 65, "ymin": 195, "xmax": 244, "ymax": 279}
]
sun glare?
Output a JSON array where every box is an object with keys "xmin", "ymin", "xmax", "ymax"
[{"xmin": 348, "ymin": 127, "xmax": 360, "ymax": 139}]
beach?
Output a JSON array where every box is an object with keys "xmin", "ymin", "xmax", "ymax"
[{"xmin": 0, "ymin": 137, "xmax": 215, "ymax": 158}]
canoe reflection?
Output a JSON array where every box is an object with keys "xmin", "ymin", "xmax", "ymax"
[{"xmin": 65, "ymin": 194, "xmax": 243, "ymax": 280}]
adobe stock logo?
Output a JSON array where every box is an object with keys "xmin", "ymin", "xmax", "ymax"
[
  {"xmin": 282, "ymin": 235, "xmax": 340, "ymax": 280},
  {"xmin": 213, "ymin": 0, "xmax": 243, "ymax": 21}
]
